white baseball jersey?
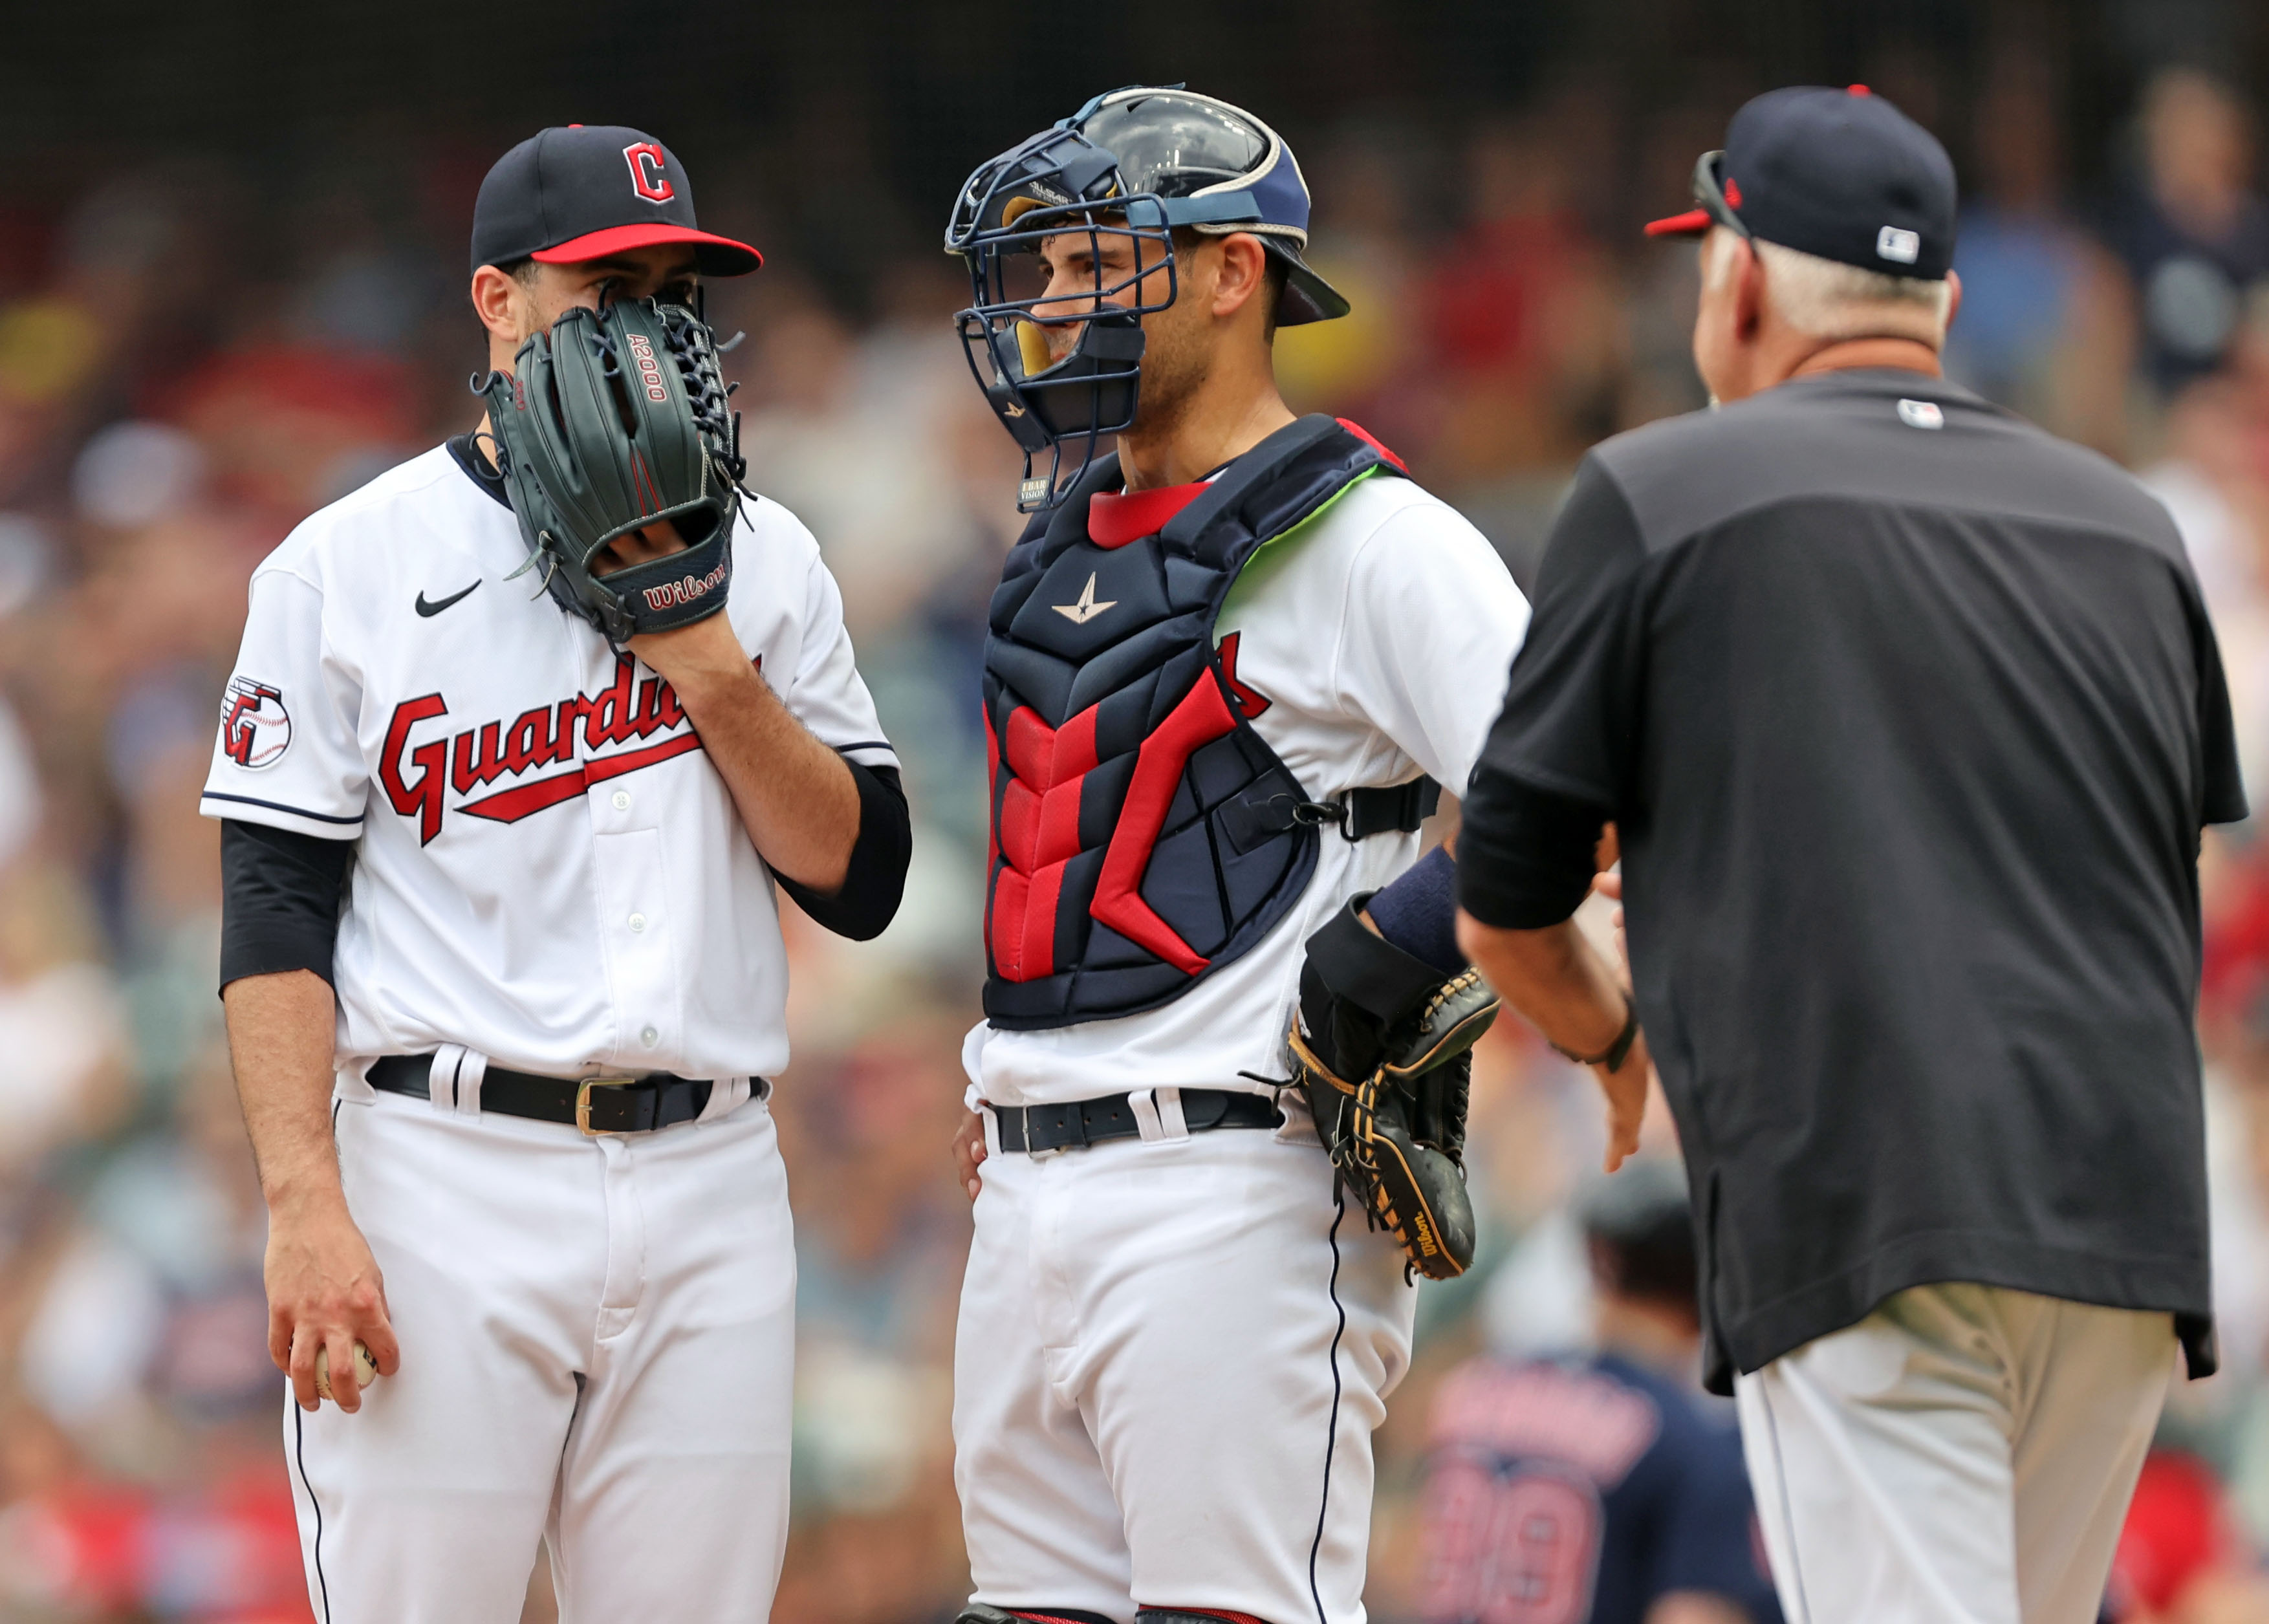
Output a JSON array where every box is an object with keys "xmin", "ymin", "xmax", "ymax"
[
  {"xmin": 201, "ymin": 442, "xmax": 897, "ymax": 1083},
  {"xmin": 964, "ymin": 471, "xmax": 1530, "ymax": 1107}
]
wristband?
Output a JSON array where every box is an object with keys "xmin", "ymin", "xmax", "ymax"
[{"xmin": 1551, "ymin": 994, "xmax": 1640, "ymax": 1072}]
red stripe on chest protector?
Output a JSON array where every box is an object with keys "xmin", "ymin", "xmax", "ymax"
[
  {"xmin": 988, "ymin": 702, "xmax": 1101, "ymax": 981},
  {"xmin": 988, "ymin": 675, "xmax": 1237, "ymax": 982},
  {"xmin": 1091, "ymin": 675, "xmax": 1237, "ymax": 975}
]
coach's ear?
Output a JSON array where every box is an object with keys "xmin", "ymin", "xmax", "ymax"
[{"xmin": 1731, "ymin": 237, "xmax": 1766, "ymax": 344}]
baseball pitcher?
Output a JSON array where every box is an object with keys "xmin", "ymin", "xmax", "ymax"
[{"xmin": 205, "ymin": 125, "xmax": 910, "ymax": 1619}]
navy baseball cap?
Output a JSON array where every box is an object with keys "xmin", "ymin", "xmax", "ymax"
[
  {"xmin": 1645, "ymin": 85, "xmax": 1957, "ymax": 280},
  {"xmin": 470, "ymin": 125, "xmax": 761, "ymax": 278}
]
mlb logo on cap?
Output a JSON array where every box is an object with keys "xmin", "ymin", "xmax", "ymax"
[{"xmin": 470, "ymin": 125, "xmax": 762, "ymax": 278}]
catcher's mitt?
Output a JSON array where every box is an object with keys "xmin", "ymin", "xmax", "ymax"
[
  {"xmin": 1288, "ymin": 897, "xmax": 1497, "ymax": 1280},
  {"xmin": 478, "ymin": 297, "xmax": 746, "ymax": 644}
]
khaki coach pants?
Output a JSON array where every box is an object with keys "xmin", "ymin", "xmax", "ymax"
[{"xmin": 1735, "ymin": 1283, "xmax": 2176, "ymax": 1624}]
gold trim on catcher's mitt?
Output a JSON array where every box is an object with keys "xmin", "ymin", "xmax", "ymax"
[{"xmin": 1289, "ymin": 905, "xmax": 1498, "ymax": 1280}]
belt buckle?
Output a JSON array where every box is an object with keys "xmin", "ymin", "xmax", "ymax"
[{"xmin": 576, "ymin": 1076, "xmax": 638, "ymax": 1136}]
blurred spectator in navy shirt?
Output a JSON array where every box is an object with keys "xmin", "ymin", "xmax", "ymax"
[
  {"xmin": 1417, "ymin": 1162, "xmax": 1781, "ymax": 1624},
  {"xmin": 1948, "ymin": 53, "xmax": 2136, "ymax": 456},
  {"xmin": 2108, "ymin": 68, "xmax": 2269, "ymax": 396}
]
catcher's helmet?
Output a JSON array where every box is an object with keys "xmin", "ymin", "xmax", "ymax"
[{"xmin": 946, "ymin": 86, "xmax": 1347, "ymax": 511}]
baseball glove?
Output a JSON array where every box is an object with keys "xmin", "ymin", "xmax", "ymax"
[
  {"xmin": 478, "ymin": 297, "xmax": 746, "ymax": 644},
  {"xmin": 1287, "ymin": 897, "xmax": 1498, "ymax": 1280}
]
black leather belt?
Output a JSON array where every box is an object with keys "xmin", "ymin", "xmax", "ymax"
[
  {"xmin": 990, "ymin": 1088, "xmax": 1282, "ymax": 1153},
  {"xmin": 367, "ymin": 1053, "xmax": 746, "ymax": 1135}
]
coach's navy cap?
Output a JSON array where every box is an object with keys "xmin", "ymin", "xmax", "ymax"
[
  {"xmin": 470, "ymin": 125, "xmax": 762, "ymax": 278},
  {"xmin": 1645, "ymin": 85, "xmax": 1957, "ymax": 280}
]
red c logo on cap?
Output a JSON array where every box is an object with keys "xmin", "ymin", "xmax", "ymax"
[{"xmin": 624, "ymin": 142, "xmax": 675, "ymax": 204}]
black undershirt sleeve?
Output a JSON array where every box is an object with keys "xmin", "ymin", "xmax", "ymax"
[
  {"xmin": 1455, "ymin": 766, "xmax": 1607, "ymax": 929},
  {"xmin": 219, "ymin": 819, "xmax": 353, "ymax": 991},
  {"xmin": 775, "ymin": 759, "xmax": 912, "ymax": 942},
  {"xmin": 1457, "ymin": 448, "xmax": 1645, "ymax": 933}
]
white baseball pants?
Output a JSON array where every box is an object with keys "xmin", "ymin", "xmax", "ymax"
[
  {"xmin": 286, "ymin": 1086, "xmax": 797, "ymax": 1623},
  {"xmin": 1735, "ymin": 1282, "xmax": 2176, "ymax": 1624},
  {"xmin": 954, "ymin": 1110, "xmax": 1417, "ymax": 1624}
]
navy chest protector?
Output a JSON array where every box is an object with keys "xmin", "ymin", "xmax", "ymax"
[{"xmin": 982, "ymin": 413, "xmax": 1437, "ymax": 1029}]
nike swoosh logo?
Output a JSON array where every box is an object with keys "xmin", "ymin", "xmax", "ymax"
[{"xmin": 415, "ymin": 581, "xmax": 481, "ymax": 618}]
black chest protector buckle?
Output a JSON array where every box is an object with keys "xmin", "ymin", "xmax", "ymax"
[{"xmin": 979, "ymin": 414, "xmax": 1433, "ymax": 1030}]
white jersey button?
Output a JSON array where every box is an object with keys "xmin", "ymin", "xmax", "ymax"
[
  {"xmin": 611, "ymin": 790, "xmax": 631, "ymax": 810},
  {"xmin": 640, "ymin": 1026, "xmax": 659, "ymax": 1047},
  {"xmin": 628, "ymin": 913, "xmax": 647, "ymax": 933}
]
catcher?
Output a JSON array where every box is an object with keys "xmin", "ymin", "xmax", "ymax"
[
  {"xmin": 203, "ymin": 124, "xmax": 907, "ymax": 1619},
  {"xmin": 944, "ymin": 87, "xmax": 1543, "ymax": 1624}
]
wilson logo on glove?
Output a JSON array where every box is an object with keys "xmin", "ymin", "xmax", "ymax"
[{"xmin": 642, "ymin": 560, "xmax": 727, "ymax": 612}]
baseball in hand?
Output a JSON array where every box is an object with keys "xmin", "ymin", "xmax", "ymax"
[{"xmin": 314, "ymin": 1341, "xmax": 380, "ymax": 1402}]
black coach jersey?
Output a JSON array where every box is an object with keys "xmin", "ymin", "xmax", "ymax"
[{"xmin": 1464, "ymin": 369, "xmax": 2246, "ymax": 1392}]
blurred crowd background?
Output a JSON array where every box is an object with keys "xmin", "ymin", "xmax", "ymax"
[{"xmin": 0, "ymin": 0, "xmax": 2268, "ymax": 1618}]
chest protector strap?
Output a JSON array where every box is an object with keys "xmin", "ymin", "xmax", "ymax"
[{"xmin": 981, "ymin": 413, "xmax": 1428, "ymax": 1030}]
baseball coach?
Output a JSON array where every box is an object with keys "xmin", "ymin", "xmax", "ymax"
[{"xmin": 1454, "ymin": 85, "xmax": 2246, "ymax": 1624}]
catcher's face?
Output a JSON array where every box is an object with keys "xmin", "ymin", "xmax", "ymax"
[
  {"xmin": 1029, "ymin": 227, "xmax": 1265, "ymax": 435},
  {"xmin": 1025, "ymin": 225, "xmax": 1173, "ymax": 367}
]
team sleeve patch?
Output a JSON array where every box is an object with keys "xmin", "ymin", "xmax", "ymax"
[{"xmin": 219, "ymin": 677, "xmax": 293, "ymax": 770}]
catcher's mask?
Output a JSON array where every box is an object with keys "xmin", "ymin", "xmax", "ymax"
[{"xmin": 946, "ymin": 85, "xmax": 1348, "ymax": 512}]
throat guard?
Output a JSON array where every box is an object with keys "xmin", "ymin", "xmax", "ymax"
[{"xmin": 982, "ymin": 414, "xmax": 1417, "ymax": 1028}]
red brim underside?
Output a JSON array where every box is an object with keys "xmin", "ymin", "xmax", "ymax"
[{"xmin": 531, "ymin": 222, "xmax": 763, "ymax": 274}]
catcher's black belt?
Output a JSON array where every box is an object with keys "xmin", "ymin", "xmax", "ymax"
[
  {"xmin": 989, "ymin": 1088, "xmax": 1282, "ymax": 1154},
  {"xmin": 367, "ymin": 1054, "xmax": 752, "ymax": 1136}
]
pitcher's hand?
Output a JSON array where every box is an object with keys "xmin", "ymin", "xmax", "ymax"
[{"xmin": 265, "ymin": 1195, "xmax": 398, "ymax": 1413}]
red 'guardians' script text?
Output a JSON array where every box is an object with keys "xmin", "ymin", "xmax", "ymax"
[{"xmin": 379, "ymin": 656, "xmax": 737, "ymax": 844}]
